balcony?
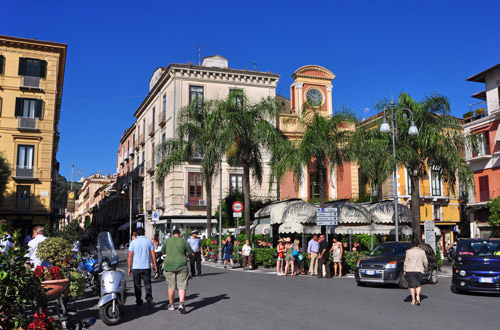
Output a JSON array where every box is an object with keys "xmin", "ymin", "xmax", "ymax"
[
  {"xmin": 15, "ymin": 197, "xmax": 32, "ymax": 210},
  {"xmin": 158, "ymin": 113, "xmax": 166, "ymax": 127},
  {"xmin": 118, "ymin": 154, "xmax": 124, "ymax": 165},
  {"xmin": 17, "ymin": 117, "xmax": 39, "ymax": 131},
  {"xmin": 14, "ymin": 166, "xmax": 36, "ymax": 179},
  {"xmin": 148, "ymin": 123, "xmax": 155, "ymax": 137},
  {"xmin": 186, "ymin": 197, "xmax": 207, "ymax": 207},
  {"xmin": 138, "ymin": 134, "xmax": 145, "ymax": 146},
  {"xmin": 20, "ymin": 75, "xmax": 43, "ymax": 90},
  {"xmin": 155, "ymin": 198, "xmax": 165, "ymax": 209},
  {"xmin": 145, "ymin": 161, "xmax": 155, "ymax": 174},
  {"xmin": 123, "ymin": 150, "xmax": 129, "ymax": 161},
  {"xmin": 129, "ymin": 148, "xmax": 135, "ymax": 157},
  {"xmin": 279, "ymin": 115, "xmax": 302, "ymax": 136}
]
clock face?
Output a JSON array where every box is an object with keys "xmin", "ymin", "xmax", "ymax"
[{"xmin": 306, "ymin": 88, "xmax": 323, "ymax": 107}]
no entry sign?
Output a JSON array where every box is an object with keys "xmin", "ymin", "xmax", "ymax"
[{"xmin": 232, "ymin": 201, "xmax": 243, "ymax": 213}]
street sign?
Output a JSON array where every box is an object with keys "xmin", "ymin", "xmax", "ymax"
[
  {"xmin": 316, "ymin": 207, "xmax": 339, "ymax": 226},
  {"xmin": 232, "ymin": 201, "xmax": 243, "ymax": 213},
  {"xmin": 424, "ymin": 220, "xmax": 436, "ymax": 253},
  {"xmin": 152, "ymin": 211, "xmax": 159, "ymax": 222},
  {"xmin": 233, "ymin": 212, "xmax": 242, "ymax": 218}
]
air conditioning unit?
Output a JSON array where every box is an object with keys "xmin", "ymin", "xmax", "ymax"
[{"xmin": 198, "ymin": 199, "xmax": 207, "ymax": 206}]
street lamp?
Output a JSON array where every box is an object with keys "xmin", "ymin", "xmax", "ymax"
[
  {"xmin": 120, "ymin": 179, "xmax": 133, "ymax": 243},
  {"xmin": 380, "ymin": 100, "xmax": 418, "ymax": 242},
  {"xmin": 217, "ymin": 158, "xmax": 223, "ymax": 265}
]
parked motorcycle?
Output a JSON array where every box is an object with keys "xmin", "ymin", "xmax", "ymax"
[
  {"xmin": 96, "ymin": 232, "xmax": 126, "ymax": 326},
  {"xmin": 77, "ymin": 252, "xmax": 100, "ymax": 295},
  {"xmin": 155, "ymin": 245, "xmax": 165, "ymax": 278}
]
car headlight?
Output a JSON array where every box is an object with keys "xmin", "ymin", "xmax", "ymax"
[
  {"xmin": 385, "ymin": 261, "xmax": 397, "ymax": 269},
  {"xmin": 459, "ymin": 270, "xmax": 466, "ymax": 276}
]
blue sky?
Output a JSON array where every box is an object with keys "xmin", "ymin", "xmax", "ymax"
[{"xmin": 3, "ymin": 0, "xmax": 500, "ymax": 179}]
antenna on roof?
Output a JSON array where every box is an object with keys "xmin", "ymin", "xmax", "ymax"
[
  {"xmin": 253, "ymin": 61, "xmax": 257, "ymax": 71},
  {"xmin": 198, "ymin": 46, "xmax": 202, "ymax": 65}
]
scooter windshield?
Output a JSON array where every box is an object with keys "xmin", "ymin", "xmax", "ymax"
[{"xmin": 97, "ymin": 232, "xmax": 119, "ymax": 266}]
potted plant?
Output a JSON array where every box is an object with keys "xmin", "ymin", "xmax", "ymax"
[
  {"xmin": 36, "ymin": 237, "xmax": 73, "ymax": 299},
  {"xmin": 463, "ymin": 111, "xmax": 474, "ymax": 122},
  {"xmin": 475, "ymin": 108, "xmax": 485, "ymax": 117}
]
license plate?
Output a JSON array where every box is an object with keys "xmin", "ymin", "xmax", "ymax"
[
  {"xmin": 479, "ymin": 277, "xmax": 494, "ymax": 283},
  {"xmin": 364, "ymin": 270, "xmax": 376, "ymax": 275}
]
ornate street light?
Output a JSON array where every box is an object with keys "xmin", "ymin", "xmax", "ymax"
[{"xmin": 380, "ymin": 100, "xmax": 418, "ymax": 241}]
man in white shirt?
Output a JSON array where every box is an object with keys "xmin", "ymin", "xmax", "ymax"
[
  {"xmin": 0, "ymin": 219, "xmax": 14, "ymax": 253},
  {"xmin": 242, "ymin": 240, "xmax": 252, "ymax": 270},
  {"xmin": 27, "ymin": 226, "xmax": 48, "ymax": 268}
]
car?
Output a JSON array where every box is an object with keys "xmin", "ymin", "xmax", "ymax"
[
  {"xmin": 354, "ymin": 241, "xmax": 438, "ymax": 288},
  {"xmin": 451, "ymin": 239, "xmax": 500, "ymax": 294}
]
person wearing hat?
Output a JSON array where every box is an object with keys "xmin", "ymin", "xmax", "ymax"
[
  {"xmin": 276, "ymin": 238, "xmax": 286, "ymax": 275},
  {"xmin": 284, "ymin": 237, "xmax": 295, "ymax": 276},
  {"xmin": 187, "ymin": 230, "xmax": 202, "ymax": 277}
]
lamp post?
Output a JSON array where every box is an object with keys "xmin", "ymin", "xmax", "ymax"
[
  {"xmin": 217, "ymin": 158, "xmax": 223, "ymax": 265},
  {"xmin": 380, "ymin": 100, "xmax": 419, "ymax": 242},
  {"xmin": 120, "ymin": 179, "xmax": 133, "ymax": 243}
]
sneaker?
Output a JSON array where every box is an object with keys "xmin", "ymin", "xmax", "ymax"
[
  {"xmin": 167, "ymin": 304, "xmax": 175, "ymax": 311},
  {"xmin": 178, "ymin": 303, "xmax": 186, "ymax": 314}
]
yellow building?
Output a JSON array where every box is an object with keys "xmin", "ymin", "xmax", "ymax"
[
  {"xmin": 360, "ymin": 112, "xmax": 461, "ymax": 248},
  {"xmin": 0, "ymin": 35, "xmax": 67, "ymax": 233}
]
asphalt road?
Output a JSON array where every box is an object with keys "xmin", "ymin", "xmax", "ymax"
[{"xmin": 68, "ymin": 262, "xmax": 499, "ymax": 330}]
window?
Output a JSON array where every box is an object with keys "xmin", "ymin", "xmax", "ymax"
[
  {"xmin": 309, "ymin": 170, "xmax": 321, "ymax": 201},
  {"xmin": 431, "ymin": 168, "xmax": 442, "ymax": 196},
  {"xmin": 473, "ymin": 132, "xmax": 490, "ymax": 157},
  {"xmin": 162, "ymin": 133, "xmax": 166, "ymax": 143},
  {"xmin": 152, "ymin": 107, "xmax": 156, "ymax": 128},
  {"xmin": 0, "ymin": 55, "xmax": 4, "ymax": 75},
  {"xmin": 162, "ymin": 94, "xmax": 166, "ymax": 120},
  {"xmin": 15, "ymin": 98, "xmax": 43, "ymax": 118},
  {"xmin": 230, "ymin": 174, "xmax": 243, "ymax": 193},
  {"xmin": 433, "ymin": 205, "xmax": 441, "ymax": 221},
  {"xmin": 16, "ymin": 186, "xmax": 31, "ymax": 210},
  {"xmin": 478, "ymin": 175, "xmax": 490, "ymax": 202},
  {"xmin": 189, "ymin": 86, "xmax": 204, "ymax": 106},
  {"xmin": 18, "ymin": 58, "xmax": 47, "ymax": 78},
  {"xmin": 188, "ymin": 172, "xmax": 203, "ymax": 202},
  {"xmin": 230, "ymin": 89, "xmax": 244, "ymax": 110},
  {"xmin": 17, "ymin": 145, "xmax": 34, "ymax": 178},
  {"xmin": 132, "ymin": 134, "xmax": 135, "ymax": 149}
]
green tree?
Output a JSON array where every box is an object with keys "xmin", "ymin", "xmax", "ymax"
[
  {"xmin": 219, "ymin": 94, "xmax": 285, "ymax": 241},
  {"xmin": 273, "ymin": 104, "xmax": 356, "ymax": 208},
  {"xmin": 156, "ymin": 99, "xmax": 224, "ymax": 238},
  {"xmin": 0, "ymin": 152, "xmax": 10, "ymax": 200},
  {"xmin": 488, "ymin": 196, "xmax": 500, "ymax": 236},
  {"xmin": 350, "ymin": 126, "xmax": 393, "ymax": 201},
  {"xmin": 389, "ymin": 92, "xmax": 473, "ymax": 241}
]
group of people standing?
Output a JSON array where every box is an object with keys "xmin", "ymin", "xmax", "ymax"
[{"xmin": 305, "ymin": 234, "xmax": 343, "ymax": 278}]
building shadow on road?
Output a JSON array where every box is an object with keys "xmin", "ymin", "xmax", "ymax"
[{"xmin": 186, "ymin": 294, "xmax": 230, "ymax": 313}]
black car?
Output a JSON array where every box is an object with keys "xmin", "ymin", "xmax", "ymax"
[
  {"xmin": 354, "ymin": 241, "xmax": 438, "ymax": 288},
  {"xmin": 451, "ymin": 239, "xmax": 500, "ymax": 293}
]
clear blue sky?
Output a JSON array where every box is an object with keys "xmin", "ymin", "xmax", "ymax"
[{"xmin": 3, "ymin": 0, "xmax": 500, "ymax": 180}]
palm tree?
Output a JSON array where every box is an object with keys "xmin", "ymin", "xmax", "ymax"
[
  {"xmin": 274, "ymin": 104, "xmax": 357, "ymax": 208},
  {"xmin": 156, "ymin": 99, "xmax": 223, "ymax": 238},
  {"xmin": 219, "ymin": 93, "xmax": 285, "ymax": 241},
  {"xmin": 349, "ymin": 126, "xmax": 393, "ymax": 201},
  {"xmin": 390, "ymin": 92, "xmax": 474, "ymax": 241}
]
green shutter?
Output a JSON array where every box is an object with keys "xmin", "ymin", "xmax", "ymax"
[
  {"xmin": 35, "ymin": 99, "xmax": 43, "ymax": 119},
  {"xmin": 18, "ymin": 58, "xmax": 26, "ymax": 75},
  {"xmin": 15, "ymin": 98, "xmax": 24, "ymax": 117},
  {"xmin": 40, "ymin": 60, "xmax": 47, "ymax": 78},
  {"xmin": 0, "ymin": 55, "xmax": 4, "ymax": 74}
]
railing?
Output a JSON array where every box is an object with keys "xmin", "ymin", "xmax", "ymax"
[
  {"xmin": 123, "ymin": 150, "xmax": 129, "ymax": 161},
  {"xmin": 158, "ymin": 112, "xmax": 166, "ymax": 127},
  {"xmin": 138, "ymin": 134, "xmax": 145, "ymax": 146},
  {"xmin": 15, "ymin": 197, "xmax": 31, "ymax": 210},
  {"xmin": 17, "ymin": 117, "xmax": 38, "ymax": 130},
  {"xmin": 20, "ymin": 75, "xmax": 42, "ymax": 89},
  {"xmin": 129, "ymin": 148, "xmax": 135, "ymax": 157},
  {"xmin": 155, "ymin": 198, "xmax": 164, "ymax": 209},
  {"xmin": 148, "ymin": 123, "xmax": 155, "ymax": 137},
  {"xmin": 15, "ymin": 166, "xmax": 35, "ymax": 178}
]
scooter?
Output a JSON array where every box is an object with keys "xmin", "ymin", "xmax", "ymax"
[
  {"xmin": 155, "ymin": 245, "xmax": 165, "ymax": 278},
  {"xmin": 96, "ymin": 232, "xmax": 126, "ymax": 326},
  {"xmin": 77, "ymin": 252, "xmax": 100, "ymax": 295}
]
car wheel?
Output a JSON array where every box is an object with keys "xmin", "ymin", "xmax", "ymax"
[
  {"xmin": 428, "ymin": 269, "xmax": 438, "ymax": 284},
  {"xmin": 451, "ymin": 284, "xmax": 462, "ymax": 294},
  {"xmin": 398, "ymin": 273, "xmax": 408, "ymax": 289}
]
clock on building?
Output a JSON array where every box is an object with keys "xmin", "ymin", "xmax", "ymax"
[{"xmin": 306, "ymin": 88, "xmax": 323, "ymax": 107}]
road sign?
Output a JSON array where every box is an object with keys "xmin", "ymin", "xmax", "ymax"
[
  {"xmin": 424, "ymin": 220, "xmax": 436, "ymax": 253},
  {"xmin": 232, "ymin": 201, "xmax": 243, "ymax": 213},
  {"xmin": 316, "ymin": 207, "xmax": 339, "ymax": 226},
  {"xmin": 233, "ymin": 212, "xmax": 242, "ymax": 218},
  {"xmin": 152, "ymin": 211, "xmax": 159, "ymax": 222}
]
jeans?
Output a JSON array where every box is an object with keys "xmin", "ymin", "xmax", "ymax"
[
  {"xmin": 132, "ymin": 268, "xmax": 152, "ymax": 304},
  {"xmin": 189, "ymin": 251, "xmax": 202, "ymax": 276}
]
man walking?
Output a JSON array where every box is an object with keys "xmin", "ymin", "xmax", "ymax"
[
  {"xmin": 317, "ymin": 235, "xmax": 331, "ymax": 278},
  {"xmin": 242, "ymin": 239, "xmax": 252, "ymax": 270},
  {"xmin": 128, "ymin": 227, "xmax": 157, "ymax": 308},
  {"xmin": 161, "ymin": 228, "xmax": 193, "ymax": 314},
  {"xmin": 307, "ymin": 234, "xmax": 319, "ymax": 276},
  {"xmin": 27, "ymin": 226, "xmax": 48, "ymax": 268},
  {"xmin": 187, "ymin": 230, "xmax": 202, "ymax": 277}
]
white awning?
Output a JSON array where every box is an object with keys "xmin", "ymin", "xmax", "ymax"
[
  {"xmin": 334, "ymin": 224, "xmax": 412, "ymax": 236},
  {"xmin": 278, "ymin": 222, "xmax": 321, "ymax": 235},
  {"xmin": 251, "ymin": 224, "xmax": 271, "ymax": 235},
  {"xmin": 367, "ymin": 201, "xmax": 413, "ymax": 224},
  {"xmin": 282, "ymin": 201, "xmax": 317, "ymax": 224}
]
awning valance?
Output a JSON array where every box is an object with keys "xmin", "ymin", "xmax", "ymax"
[
  {"xmin": 334, "ymin": 224, "xmax": 413, "ymax": 236},
  {"xmin": 171, "ymin": 219, "xmax": 217, "ymax": 224},
  {"xmin": 251, "ymin": 224, "xmax": 271, "ymax": 235},
  {"xmin": 278, "ymin": 222, "xmax": 321, "ymax": 235},
  {"xmin": 367, "ymin": 201, "xmax": 413, "ymax": 224}
]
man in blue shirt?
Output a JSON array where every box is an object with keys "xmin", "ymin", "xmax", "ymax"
[
  {"xmin": 307, "ymin": 235, "xmax": 319, "ymax": 276},
  {"xmin": 128, "ymin": 227, "xmax": 157, "ymax": 307},
  {"xmin": 187, "ymin": 230, "xmax": 202, "ymax": 277}
]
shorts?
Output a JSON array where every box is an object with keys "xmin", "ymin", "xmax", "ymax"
[
  {"xmin": 165, "ymin": 269, "xmax": 189, "ymax": 291},
  {"xmin": 223, "ymin": 253, "xmax": 233, "ymax": 261},
  {"xmin": 406, "ymin": 272, "xmax": 422, "ymax": 288},
  {"xmin": 285, "ymin": 255, "xmax": 294, "ymax": 262}
]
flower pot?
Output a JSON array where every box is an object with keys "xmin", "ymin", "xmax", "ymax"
[{"xmin": 41, "ymin": 278, "xmax": 70, "ymax": 299}]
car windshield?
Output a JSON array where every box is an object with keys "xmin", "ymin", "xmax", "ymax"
[
  {"xmin": 457, "ymin": 240, "xmax": 500, "ymax": 257},
  {"xmin": 369, "ymin": 243, "xmax": 410, "ymax": 257}
]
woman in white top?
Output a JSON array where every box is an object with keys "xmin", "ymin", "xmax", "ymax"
[
  {"xmin": 330, "ymin": 238, "xmax": 343, "ymax": 277},
  {"xmin": 242, "ymin": 240, "xmax": 252, "ymax": 270}
]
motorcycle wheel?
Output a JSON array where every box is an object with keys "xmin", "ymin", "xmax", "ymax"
[{"xmin": 99, "ymin": 300, "xmax": 121, "ymax": 325}]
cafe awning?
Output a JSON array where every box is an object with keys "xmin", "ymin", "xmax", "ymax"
[
  {"xmin": 278, "ymin": 222, "xmax": 321, "ymax": 235},
  {"xmin": 338, "ymin": 203, "xmax": 372, "ymax": 224},
  {"xmin": 334, "ymin": 224, "xmax": 413, "ymax": 236},
  {"xmin": 251, "ymin": 223, "xmax": 271, "ymax": 235},
  {"xmin": 281, "ymin": 201, "xmax": 317, "ymax": 224},
  {"xmin": 367, "ymin": 201, "xmax": 413, "ymax": 224}
]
